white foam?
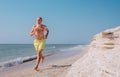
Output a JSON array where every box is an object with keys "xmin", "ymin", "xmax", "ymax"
[{"xmin": 0, "ymin": 55, "xmax": 36, "ymax": 69}]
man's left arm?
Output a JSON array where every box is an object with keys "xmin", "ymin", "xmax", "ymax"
[{"xmin": 44, "ymin": 26, "xmax": 49, "ymax": 39}]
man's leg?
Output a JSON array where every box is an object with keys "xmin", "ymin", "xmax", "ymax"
[
  {"xmin": 34, "ymin": 49, "xmax": 43, "ymax": 71},
  {"xmin": 41, "ymin": 54, "xmax": 45, "ymax": 63}
]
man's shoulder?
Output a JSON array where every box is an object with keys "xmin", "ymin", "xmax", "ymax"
[
  {"xmin": 42, "ymin": 24, "xmax": 47, "ymax": 27},
  {"xmin": 32, "ymin": 25, "xmax": 36, "ymax": 28},
  {"xmin": 31, "ymin": 25, "xmax": 36, "ymax": 30},
  {"xmin": 42, "ymin": 24, "xmax": 47, "ymax": 28},
  {"xmin": 34, "ymin": 25, "xmax": 36, "ymax": 27}
]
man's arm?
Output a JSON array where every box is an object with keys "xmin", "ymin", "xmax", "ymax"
[
  {"xmin": 44, "ymin": 26, "xmax": 49, "ymax": 39},
  {"xmin": 30, "ymin": 26, "xmax": 35, "ymax": 36}
]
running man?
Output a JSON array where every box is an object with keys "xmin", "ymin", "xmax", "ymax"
[{"xmin": 30, "ymin": 17, "xmax": 49, "ymax": 71}]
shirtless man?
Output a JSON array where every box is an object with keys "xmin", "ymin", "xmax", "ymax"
[{"xmin": 30, "ymin": 17, "xmax": 49, "ymax": 71}]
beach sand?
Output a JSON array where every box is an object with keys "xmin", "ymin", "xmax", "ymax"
[{"xmin": 0, "ymin": 47, "xmax": 85, "ymax": 77}]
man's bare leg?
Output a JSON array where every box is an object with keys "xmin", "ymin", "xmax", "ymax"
[
  {"xmin": 41, "ymin": 55, "xmax": 45, "ymax": 63},
  {"xmin": 39, "ymin": 49, "xmax": 45, "ymax": 63},
  {"xmin": 34, "ymin": 49, "xmax": 43, "ymax": 71}
]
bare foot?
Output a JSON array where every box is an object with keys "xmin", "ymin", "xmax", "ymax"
[{"xmin": 34, "ymin": 67, "xmax": 39, "ymax": 71}]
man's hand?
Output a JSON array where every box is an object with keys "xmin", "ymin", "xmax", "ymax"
[
  {"xmin": 45, "ymin": 29, "xmax": 49, "ymax": 39},
  {"xmin": 30, "ymin": 32, "xmax": 34, "ymax": 36},
  {"xmin": 30, "ymin": 26, "xmax": 35, "ymax": 36},
  {"xmin": 45, "ymin": 35, "xmax": 48, "ymax": 39}
]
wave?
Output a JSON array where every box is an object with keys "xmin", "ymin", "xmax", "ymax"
[
  {"xmin": 0, "ymin": 53, "xmax": 53, "ymax": 70},
  {"xmin": 0, "ymin": 55, "xmax": 36, "ymax": 69},
  {"xmin": 46, "ymin": 46, "xmax": 56, "ymax": 49},
  {"xmin": 60, "ymin": 45, "xmax": 85, "ymax": 51}
]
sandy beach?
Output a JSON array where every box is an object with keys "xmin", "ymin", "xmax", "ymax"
[{"xmin": 0, "ymin": 46, "xmax": 84, "ymax": 77}]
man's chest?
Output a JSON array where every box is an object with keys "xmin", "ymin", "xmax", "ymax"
[{"xmin": 35, "ymin": 27, "xmax": 44, "ymax": 33}]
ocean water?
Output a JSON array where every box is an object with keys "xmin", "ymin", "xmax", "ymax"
[{"xmin": 0, "ymin": 44, "xmax": 85, "ymax": 69}]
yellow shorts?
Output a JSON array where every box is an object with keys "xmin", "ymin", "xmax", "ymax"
[{"xmin": 34, "ymin": 39, "xmax": 46, "ymax": 51}]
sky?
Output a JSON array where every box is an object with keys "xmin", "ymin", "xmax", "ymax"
[{"xmin": 0, "ymin": 0, "xmax": 120, "ymax": 44}]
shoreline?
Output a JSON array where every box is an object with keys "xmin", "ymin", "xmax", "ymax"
[
  {"xmin": 0, "ymin": 45, "xmax": 84, "ymax": 77},
  {"xmin": 0, "ymin": 44, "xmax": 83, "ymax": 69}
]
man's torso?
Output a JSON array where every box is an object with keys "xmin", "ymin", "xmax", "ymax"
[{"xmin": 34, "ymin": 24, "xmax": 46, "ymax": 40}]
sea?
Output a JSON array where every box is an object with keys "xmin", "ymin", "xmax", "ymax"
[{"xmin": 0, "ymin": 44, "xmax": 85, "ymax": 69}]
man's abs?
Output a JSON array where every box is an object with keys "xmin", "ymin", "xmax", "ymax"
[{"xmin": 35, "ymin": 33, "xmax": 44, "ymax": 40}]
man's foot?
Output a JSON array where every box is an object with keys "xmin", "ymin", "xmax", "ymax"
[{"xmin": 34, "ymin": 67, "xmax": 39, "ymax": 71}]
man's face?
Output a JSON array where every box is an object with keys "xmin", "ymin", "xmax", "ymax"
[{"xmin": 37, "ymin": 18, "xmax": 42, "ymax": 24}]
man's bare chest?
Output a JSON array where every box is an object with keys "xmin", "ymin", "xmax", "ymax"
[{"xmin": 35, "ymin": 27, "xmax": 44, "ymax": 33}]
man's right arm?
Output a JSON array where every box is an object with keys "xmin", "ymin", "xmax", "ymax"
[{"xmin": 30, "ymin": 26, "xmax": 35, "ymax": 36}]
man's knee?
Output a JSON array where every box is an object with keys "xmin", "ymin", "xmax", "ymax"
[
  {"xmin": 38, "ymin": 49, "xmax": 43, "ymax": 52},
  {"xmin": 37, "ymin": 49, "xmax": 43, "ymax": 54}
]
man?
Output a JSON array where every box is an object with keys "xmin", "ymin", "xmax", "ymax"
[{"xmin": 30, "ymin": 17, "xmax": 49, "ymax": 71}]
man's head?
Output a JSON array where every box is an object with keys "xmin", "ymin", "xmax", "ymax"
[{"xmin": 37, "ymin": 17, "xmax": 42, "ymax": 24}]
